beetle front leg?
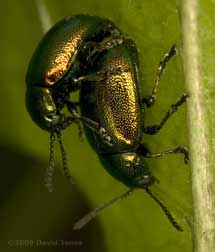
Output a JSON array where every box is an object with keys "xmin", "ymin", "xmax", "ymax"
[
  {"xmin": 66, "ymin": 101, "xmax": 84, "ymax": 140},
  {"xmin": 67, "ymin": 101, "xmax": 113, "ymax": 146},
  {"xmin": 79, "ymin": 116, "xmax": 113, "ymax": 147},
  {"xmin": 143, "ymin": 93, "xmax": 188, "ymax": 135},
  {"xmin": 81, "ymin": 33, "xmax": 125, "ymax": 65},
  {"xmin": 138, "ymin": 144, "xmax": 189, "ymax": 164},
  {"xmin": 73, "ymin": 72, "xmax": 104, "ymax": 84},
  {"xmin": 142, "ymin": 45, "xmax": 177, "ymax": 107},
  {"xmin": 73, "ymin": 66, "xmax": 129, "ymax": 85},
  {"xmin": 84, "ymin": 35, "xmax": 124, "ymax": 54},
  {"xmin": 92, "ymin": 34, "xmax": 124, "ymax": 54}
]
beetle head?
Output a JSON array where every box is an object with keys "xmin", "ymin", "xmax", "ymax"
[
  {"xmin": 26, "ymin": 86, "xmax": 63, "ymax": 132},
  {"xmin": 99, "ymin": 152, "xmax": 156, "ymax": 188}
]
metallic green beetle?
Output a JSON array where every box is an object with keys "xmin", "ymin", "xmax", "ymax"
[
  {"xmin": 26, "ymin": 15, "xmax": 123, "ymax": 191},
  {"xmin": 74, "ymin": 39, "xmax": 189, "ymax": 231}
]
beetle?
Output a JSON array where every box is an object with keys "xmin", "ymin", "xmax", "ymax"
[
  {"xmin": 73, "ymin": 39, "xmax": 189, "ymax": 231},
  {"xmin": 26, "ymin": 15, "xmax": 124, "ymax": 191}
]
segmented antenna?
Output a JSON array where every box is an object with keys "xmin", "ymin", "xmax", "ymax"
[
  {"xmin": 44, "ymin": 132, "xmax": 55, "ymax": 192},
  {"xmin": 144, "ymin": 187, "xmax": 183, "ymax": 231},
  {"xmin": 73, "ymin": 189, "xmax": 133, "ymax": 230},
  {"xmin": 56, "ymin": 130, "xmax": 75, "ymax": 184}
]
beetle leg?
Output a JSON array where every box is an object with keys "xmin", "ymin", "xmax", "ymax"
[
  {"xmin": 73, "ymin": 65, "xmax": 129, "ymax": 85},
  {"xmin": 143, "ymin": 93, "xmax": 189, "ymax": 135},
  {"xmin": 81, "ymin": 33, "xmax": 125, "ymax": 66},
  {"xmin": 81, "ymin": 20, "xmax": 122, "ymax": 57},
  {"xmin": 73, "ymin": 34, "xmax": 126, "ymax": 85},
  {"xmin": 138, "ymin": 144, "xmax": 189, "ymax": 164},
  {"xmin": 66, "ymin": 101, "xmax": 85, "ymax": 140},
  {"xmin": 89, "ymin": 35, "xmax": 124, "ymax": 65},
  {"xmin": 93, "ymin": 35, "xmax": 124, "ymax": 53},
  {"xmin": 142, "ymin": 45, "xmax": 177, "ymax": 107},
  {"xmin": 85, "ymin": 33, "xmax": 124, "ymax": 53},
  {"xmin": 66, "ymin": 101, "xmax": 113, "ymax": 146},
  {"xmin": 73, "ymin": 72, "xmax": 104, "ymax": 83},
  {"xmin": 80, "ymin": 116, "xmax": 113, "ymax": 147}
]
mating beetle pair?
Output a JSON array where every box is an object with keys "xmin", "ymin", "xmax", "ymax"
[{"xmin": 26, "ymin": 14, "xmax": 189, "ymax": 231}]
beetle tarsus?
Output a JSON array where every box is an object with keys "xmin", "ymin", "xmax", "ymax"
[
  {"xmin": 79, "ymin": 116, "xmax": 113, "ymax": 146},
  {"xmin": 144, "ymin": 93, "xmax": 189, "ymax": 135},
  {"xmin": 173, "ymin": 146, "xmax": 189, "ymax": 164},
  {"xmin": 98, "ymin": 127, "xmax": 113, "ymax": 146},
  {"xmin": 140, "ymin": 144, "xmax": 190, "ymax": 164}
]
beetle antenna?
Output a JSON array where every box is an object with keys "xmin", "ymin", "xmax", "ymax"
[
  {"xmin": 73, "ymin": 189, "xmax": 133, "ymax": 230},
  {"xmin": 44, "ymin": 132, "xmax": 55, "ymax": 192},
  {"xmin": 144, "ymin": 187, "xmax": 183, "ymax": 231},
  {"xmin": 56, "ymin": 130, "xmax": 75, "ymax": 184}
]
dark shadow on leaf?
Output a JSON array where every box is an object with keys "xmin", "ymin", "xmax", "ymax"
[{"xmin": 0, "ymin": 143, "xmax": 107, "ymax": 252}]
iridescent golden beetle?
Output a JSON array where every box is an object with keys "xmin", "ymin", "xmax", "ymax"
[
  {"xmin": 26, "ymin": 15, "xmax": 123, "ymax": 191},
  {"xmin": 75, "ymin": 40, "xmax": 189, "ymax": 231}
]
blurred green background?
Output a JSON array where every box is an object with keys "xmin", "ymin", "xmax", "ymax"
[{"xmin": 0, "ymin": 0, "xmax": 192, "ymax": 251}]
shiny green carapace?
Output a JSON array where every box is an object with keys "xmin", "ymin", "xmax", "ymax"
[{"xmin": 25, "ymin": 14, "xmax": 122, "ymax": 192}]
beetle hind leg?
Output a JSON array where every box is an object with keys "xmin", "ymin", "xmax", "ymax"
[
  {"xmin": 143, "ymin": 93, "xmax": 189, "ymax": 135},
  {"xmin": 138, "ymin": 144, "xmax": 189, "ymax": 164}
]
